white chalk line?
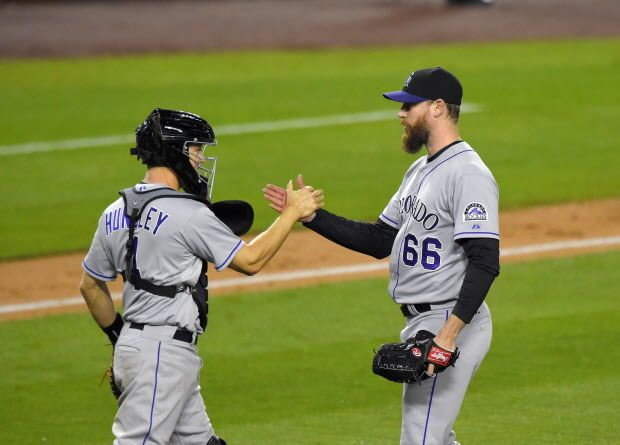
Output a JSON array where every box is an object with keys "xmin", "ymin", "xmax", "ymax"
[
  {"xmin": 0, "ymin": 104, "xmax": 482, "ymax": 156},
  {"xmin": 1, "ymin": 234, "xmax": 620, "ymax": 316}
]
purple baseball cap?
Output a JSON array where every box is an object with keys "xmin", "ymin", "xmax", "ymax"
[{"xmin": 383, "ymin": 67, "xmax": 463, "ymax": 105}]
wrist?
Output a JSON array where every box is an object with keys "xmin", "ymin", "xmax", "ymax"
[
  {"xmin": 434, "ymin": 315, "xmax": 465, "ymax": 348},
  {"xmin": 300, "ymin": 212, "xmax": 316, "ymax": 223},
  {"xmin": 101, "ymin": 312, "xmax": 124, "ymax": 346},
  {"xmin": 281, "ymin": 207, "xmax": 302, "ymax": 222},
  {"xmin": 303, "ymin": 208, "xmax": 324, "ymax": 226}
]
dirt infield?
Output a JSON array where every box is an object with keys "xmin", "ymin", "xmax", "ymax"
[
  {"xmin": 1, "ymin": 198, "xmax": 619, "ymax": 322},
  {"xmin": 1, "ymin": 0, "xmax": 619, "ymax": 58}
]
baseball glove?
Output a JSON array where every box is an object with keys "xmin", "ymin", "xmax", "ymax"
[
  {"xmin": 99, "ymin": 354, "xmax": 122, "ymax": 399},
  {"xmin": 372, "ymin": 330, "xmax": 459, "ymax": 384},
  {"xmin": 108, "ymin": 365, "xmax": 122, "ymax": 399},
  {"xmin": 99, "ymin": 361, "xmax": 121, "ymax": 399}
]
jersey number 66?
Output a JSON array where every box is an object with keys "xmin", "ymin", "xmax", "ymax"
[{"xmin": 402, "ymin": 235, "xmax": 442, "ymax": 271}]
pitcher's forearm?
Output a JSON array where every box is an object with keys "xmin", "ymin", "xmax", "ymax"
[{"xmin": 433, "ymin": 315, "xmax": 466, "ymax": 351}]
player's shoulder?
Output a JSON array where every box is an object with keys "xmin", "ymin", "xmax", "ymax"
[
  {"xmin": 93, "ymin": 197, "xmax": 125, "ymax": 232},
  {"xmin": 185, "ymin": 200, "xmax": 215, "ymax": 215},
  {"xmin": 148, "ymin": 194, "xmax": 215, "ymax": 231},
  {"xmin": 403, "ymin": 156, "xmax": 427, "ymax": 178},
  {"xmin": 449, "ymin": 141, "xmax": 495, "ymax": 179},
  {"xmin": 164, "ymin": 198, "xmax": 219, "ymax": 228},
  {"xmin": 157, "ymin": 195, "xmax": 208, "ymax": 211},
  {"xmin": 98, "ymin": 197, "xmax": 125, "ymax": 220}
]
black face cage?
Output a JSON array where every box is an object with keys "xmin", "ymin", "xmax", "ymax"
[{"xmin": 181, "ymin": 140, "xmax": 217, "ymax": 200}]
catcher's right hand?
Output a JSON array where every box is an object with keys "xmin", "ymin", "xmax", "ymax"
[
  {"xmin": 263, "ymin": 174, "xmax": 322, "ymax": 223},
  {"xmin": 99, "ymin": 313, "xmax": 124, "ymax": 399},
  {"xmin": 372, "ymin": 330, "xmax": 459, "ymax": 384}
]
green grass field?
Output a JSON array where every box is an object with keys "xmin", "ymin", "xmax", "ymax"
[
  {"xmin": 0, "ymin": 251, "xmax": 618, "ymax": 444},
  {"xmin": 1, "ymin": 36, "xmax": 618, "ymax": 445},
  {"xmin": 1, "ymin": 38, "xmax": 619, "ymax": 258}
]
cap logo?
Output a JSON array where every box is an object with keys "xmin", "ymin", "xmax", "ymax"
[{"xmin": 404, "ymin": 72, "xmax": 414, "ymax": 87}]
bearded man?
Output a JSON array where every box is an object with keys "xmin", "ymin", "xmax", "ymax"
[{"xmin": 264, "ymin": 67, "xmax": 500, "ymax": 445}]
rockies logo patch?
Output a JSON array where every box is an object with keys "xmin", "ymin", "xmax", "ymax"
[{"xmin": 463, "ymin": 203, "xmax": 488, "ymax": 222}]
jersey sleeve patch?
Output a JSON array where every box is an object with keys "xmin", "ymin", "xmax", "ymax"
[{"xmin": 462, "ymin": 202, "xmax": 488, "ymax": 222}]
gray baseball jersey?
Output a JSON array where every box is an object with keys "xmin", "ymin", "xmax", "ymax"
[
  {"xmin": 379, "ymin": 141, "xmax": 499, "ymax": 305},
  {"xmin": 83, "ymin": 183, "xmax": 244, "ymax": 332}
]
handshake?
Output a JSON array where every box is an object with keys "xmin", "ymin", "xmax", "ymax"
[{"xmin": 263, "ymin": 174, "xmax": 323, "ymax": 223}]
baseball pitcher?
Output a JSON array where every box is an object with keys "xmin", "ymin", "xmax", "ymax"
[{"xmin": 264, "ymin": 67, "xmax": 500, "ymax": 445}]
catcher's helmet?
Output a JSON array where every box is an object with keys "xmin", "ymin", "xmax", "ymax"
[{"xmin": 131, "ymin": 108, "xmax": 217, "ymax": 200}]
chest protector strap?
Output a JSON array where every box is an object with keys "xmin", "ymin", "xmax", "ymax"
[{"xmin": 119, "ymin": 186, "xmax": 211, "ymax": 329}]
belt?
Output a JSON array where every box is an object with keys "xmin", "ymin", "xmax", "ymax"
[
  {"xmin": 129, "ymin": 322, "xmax": 196, "ymax": 344},
  {"xmin": 400, "ymin": 298, "xmax": 457, "ymax": 318}
]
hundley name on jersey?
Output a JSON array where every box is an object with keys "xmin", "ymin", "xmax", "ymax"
[
  {"xmin": 104, "ymin": 205, "xmax": 170, "ymax": 236},
  {"xmin": 397, "ymin": 193, "xmax": 439, "ymax": 230}
]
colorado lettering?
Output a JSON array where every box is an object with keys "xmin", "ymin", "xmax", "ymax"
[
  {"xmin": 398, "ymin": 194, "xmax": 440, "ymax": 230},
  {"xmin": 105, "ymin": 206, "xmax": 170, "ymax": 236}
]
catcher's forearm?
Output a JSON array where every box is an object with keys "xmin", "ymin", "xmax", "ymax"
[
  {"xmin": 79, "ymin": 271, "xmax": 116, "ymax": 328},
  {"xmin": 231, "ymin": 209, "xmax": 298, "ymax": 275}
]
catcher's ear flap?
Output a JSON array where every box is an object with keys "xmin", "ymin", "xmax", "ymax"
[
  {"xmin": 211, "ymin": 200, "xmax": 254, "ymax": 236},
  {"xmin": 413, "ymin": 330, "xmax": 435, "ymax": 341}
]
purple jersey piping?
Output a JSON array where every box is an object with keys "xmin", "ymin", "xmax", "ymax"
[
  {"xmin": 422, "ymin": 365, "xmax": 439, "ymax": 444},
  {"xmin": 416, "ymin": 149, "xmax": 474, "ymax": 195},
  {"xmin": 82, "ymin": 260, "xmax": 116, "ymax": 281},
  {"xmin": 391, "ymin": 212, "xmax": 413, "ymax": 301},
  {"xmin": 380, "ymin": 213, "xmax": 399, "ymax": 228},
  {"xmin": 422, "ymin": 310, "xmax": 449, "ymax": 444},
  {"xmin": 142, "ymin": 341, "xmax": 162, "ymax": 445},
  {"xmin": 215, "ymin": 239, "xmax": 244, "ymax": 271},
  {"xmin": 454, "ymin": 231, "xmax": 499, "ymax": 237}
]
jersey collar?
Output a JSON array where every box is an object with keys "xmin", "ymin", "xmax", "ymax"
[
  {"xmin": 426, "ymin": 140, "xmax": 463, "ymax": 163},
  {"xmin": 135, "ymin": 182, "xmax": 175, "ymax": 191}
]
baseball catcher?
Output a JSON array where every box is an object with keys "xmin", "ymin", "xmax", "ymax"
[
  {"xmin": 81, "ymin": 108, "xmax": 323, "ymax": 444},
  {"xmin": 372, "ymin": 330, "xmax": 459, "ymax": 384}
]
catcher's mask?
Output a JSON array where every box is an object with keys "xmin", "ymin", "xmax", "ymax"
[{"xmin": 132, "ymin": 108, "xmax": 218, "ymax": 200}]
